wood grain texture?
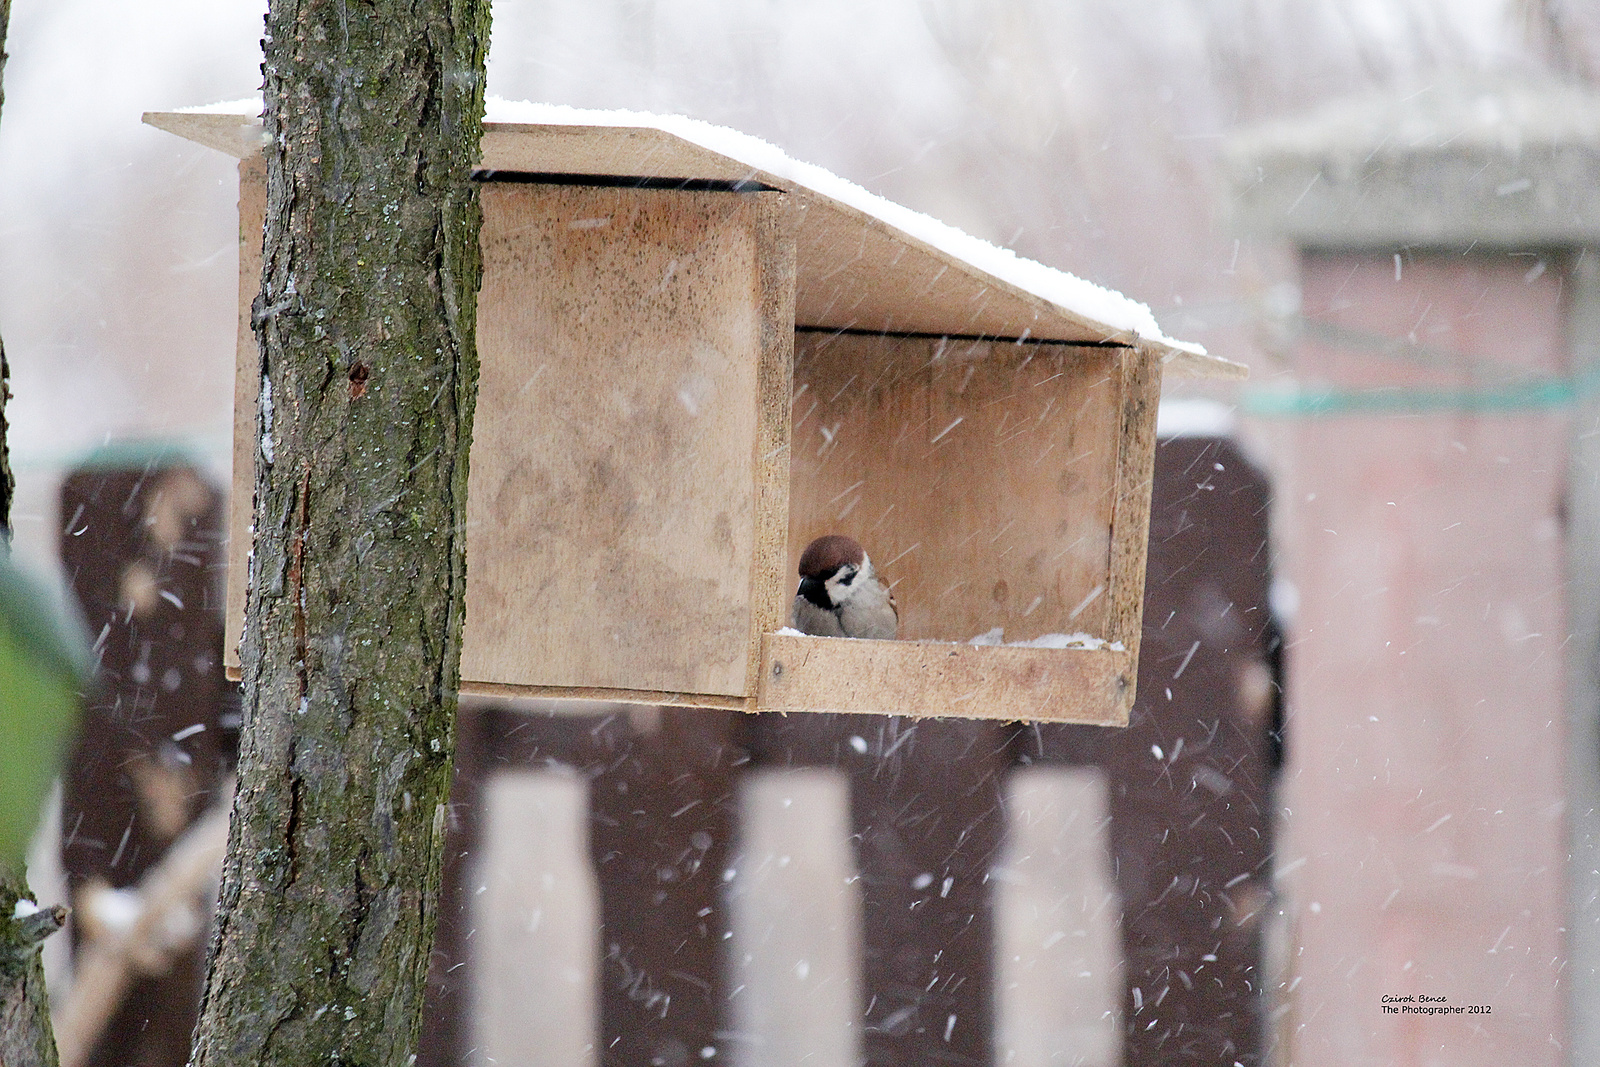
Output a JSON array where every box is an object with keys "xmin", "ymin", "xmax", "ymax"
[
  {"xmin": 788, "ymin": 331, "xmax": 1121, "ymax": 646},
  {"xmin": 1163, "ymin": 346, "xmax": 1248, "ymax": 379},
  {"xmin": 457, "ymin": 679, "xmax": 748, "ymax": 710},
  {"xmin": 788, "ymin": 196, "xmax": 1126, "ymax": 343},
  {"xmin": 479, "ymin": 123, "xmax": 762, "ymax": 183},
  {"xmin": 743, "ymin": 199, "xmax": 799, "ymax": 696},
  {"xmin": 1103, "ymin": 345, "xmax": 1162, "ymax": 666},
  {"xmin": 223, "ymin": 157, "xmax": 265, "ymax": 675},
  {"xmin": 199, "ymin": 122, "xmax": 1177, "ymax": 720},
  {"xmin": 462, "ymin": 184, "xmax": 772, "ymax": 697},
  {"xmin": 146, "ymin": 111, "xmax": 1247, "ymax": 376},
  {"xmin": 758, "ymin": 633, "xmax": 1132, "ymax": 724},
  {"xmin": 141, "ymin": 111, "xmax": 267, "ymax": 159}
]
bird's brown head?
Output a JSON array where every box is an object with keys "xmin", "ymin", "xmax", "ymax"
[
  {"xmin": 796, "ymin": 535, "xmax": 866, "ymax": 611},
  {"xmin": 798, "ymin": 534, "xmax": 865, "ymax": 578}
]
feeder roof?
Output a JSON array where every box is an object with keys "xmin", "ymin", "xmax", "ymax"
[{"xmin": 146, "ymin": 98, "xmax": 1243, "ymax": 378}]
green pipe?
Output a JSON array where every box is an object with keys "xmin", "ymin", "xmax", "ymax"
[{"xmin": 1244, "ymin": 368, "xmax": 1600, "ymax": 417}]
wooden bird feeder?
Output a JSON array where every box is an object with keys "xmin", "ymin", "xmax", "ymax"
[{"xmin": 146, "ymin": 102, "xmax": 1243, "ymax": 725}]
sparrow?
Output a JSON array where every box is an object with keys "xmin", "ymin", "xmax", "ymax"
[{"xmin": 789, "ymin": 534, "xmax": 898, "ymax": 640}]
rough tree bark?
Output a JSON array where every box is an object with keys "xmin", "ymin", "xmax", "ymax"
[
  {"xmin": 0, "ymin": 889, "xmax": 65, "ymax": 1067},
  {"xmin": 189, "ymin": 0, "xmax": 489, "ymax": 1062},
  {"xmin": 0, "ymin": 0, "xmax": 11, "ymax": 540},
  {"xmin": 0, "ymin": 1, "xmax": 69, "ymax": 1064}
]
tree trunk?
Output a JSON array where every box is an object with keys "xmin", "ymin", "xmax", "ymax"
[
  {"xmin": 189, "ymin": 0, "xmax": 489, "ymax": 1062},
  {"xmin": 0, "ymin": 2, "xmax": 66, "ymax": 1064},
  {"xmin": 0, "ymin": 0, "xmax": 12, "ymax": 540},
  {"xmin": 1, "ymin": 888, "xmax": 66, "ymax": 1067}
]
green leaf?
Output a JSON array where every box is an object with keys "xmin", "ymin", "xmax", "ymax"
[{"xmin": 0, "ymin": 558, "xmax": 89, "ymax": 878}]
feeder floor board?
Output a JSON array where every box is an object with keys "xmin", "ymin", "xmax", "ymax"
[{"xmin": 758, "ymin": 633, "xmax": 1132, "ymax": 724}]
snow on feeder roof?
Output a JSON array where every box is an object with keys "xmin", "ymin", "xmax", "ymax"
[
  {"xmin": 147, "ymin": 99, "xmax": 1243, "ymax": 725},
  {"xmin": 147, "ymin": 98, "xmax": 1242, "ymax": 379}
]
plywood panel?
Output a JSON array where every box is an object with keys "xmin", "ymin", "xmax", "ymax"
[
  {"xmin": 456, "ymin": 679, "xmax": 747, "ymax": 710},
  {"xmin": 462, "ymin": 184, "xmax": 776, "ymax": 696},
  {"xmin": 480, "ymin": 123, "xmax": 764, "ymax": 184},
  {"xmin": 141, "ymin": 110, "xmax": 266, "ymax": 159},
  {"xmin": 791, "ymin": 200, "xmax": 1123, "ymax": 343},
  {"xmin": 477, "ymin": 126, "xmax": 1153, "ymax": 348},
  {"xmin": 758, "ymin": 634, "xmax": 1132, "ymax": 724},
  {"xmin": 1103, "ymin": 346, "xmax": 1162, "ymax": 661},
  {"xmin": 150, "ymin": 111, "xmax": 1245, "ymax": 378},
  {"xmin": 788, "ymin": 332, "xmax": 1121, "ymax": 646},
  {"xmin": 224, "ymin": 156, "xmax": 266, "ymax": 674},
  {"xmin": 743, "ymin": 203, "xmax": 798, "ymax": 701}
]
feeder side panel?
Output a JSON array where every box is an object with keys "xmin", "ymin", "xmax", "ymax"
[
  {"xmin": 225, "ymin": 157, "xmax": 268, "ymax": 674},
  {"xmin": 743, "ymin": 197, "xmax": 798, "ymax": 695},
  {"xmin": 1104, "ymin": 346, "xmax": 1162, "ymax": 669},
  {"xmin": 461, "ymin": 184, "xmax": 767, "ymax": 697}
]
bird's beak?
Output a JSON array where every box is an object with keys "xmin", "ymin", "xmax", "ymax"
[{"xmin": 798, "ymin": 574, "xmax": 831, "ymax": 609}]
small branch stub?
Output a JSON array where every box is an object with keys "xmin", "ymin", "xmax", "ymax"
[
  {"xmin": 11, "ymin": 902, "xmax": 68, "ymax": 953},
  {"xmin": 1, "ymin": 893, "xmax": 67, "ymax": 997}
]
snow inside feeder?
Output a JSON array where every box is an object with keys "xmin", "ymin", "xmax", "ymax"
[{"xmin": 145, "ymin": 100, "xmax": 1244, "ymax": 725}]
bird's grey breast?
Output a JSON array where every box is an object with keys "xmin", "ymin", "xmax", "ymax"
[{"xmin": 790, "ymin": 594, "xmax": 846, "ymax": 637}]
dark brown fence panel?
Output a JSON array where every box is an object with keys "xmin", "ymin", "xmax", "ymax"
[
  {"xmin": 57, "ymin": 459, "xmax": 234, "ymax": 1067},
  {"xmin": 1036, "ymin": 435, "xmax": 1281, "ymax": 1067}
]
